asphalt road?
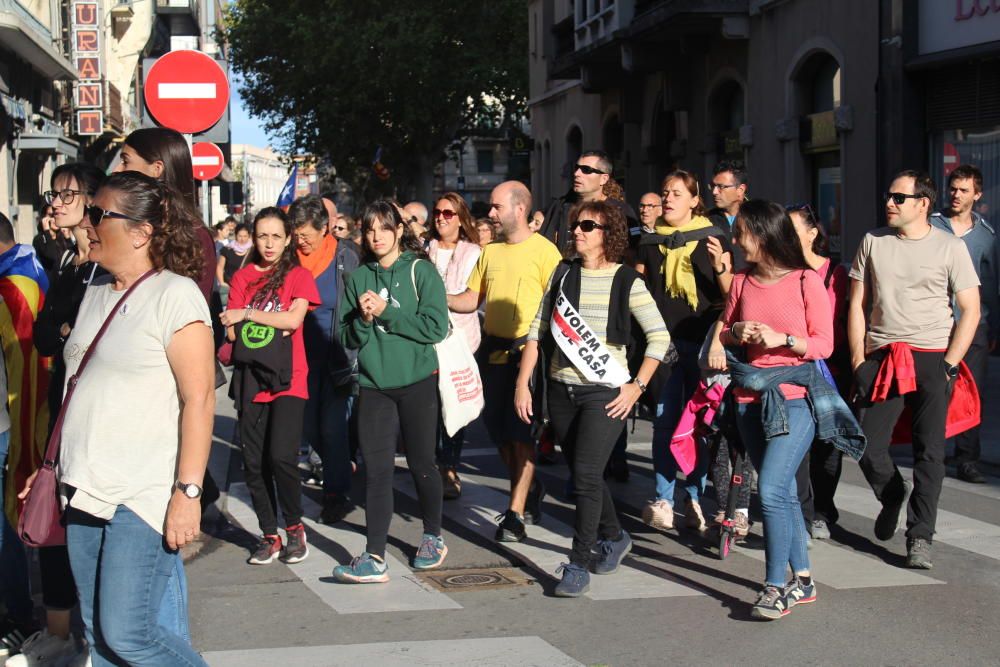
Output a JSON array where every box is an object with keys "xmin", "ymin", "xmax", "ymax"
[{"xmin": 185, "ymin": 378, "xmax": 1000, "ymax": 667}]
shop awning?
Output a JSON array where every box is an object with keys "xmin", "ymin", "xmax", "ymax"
[{"xmin": 18, "ymin": 132, "xmax": 79, "ymax": 158}]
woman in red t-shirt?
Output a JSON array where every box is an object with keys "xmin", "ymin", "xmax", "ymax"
[
  {"xmin": 718, "ymin": 200, "xmax": 833, "ymax": 621},
  {"xmin": 221, "ymin": 207, "xmax": 320, "ymax": 567}
]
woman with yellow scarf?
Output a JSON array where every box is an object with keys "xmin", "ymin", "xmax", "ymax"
[{"xmin": 635, "ymin": 170, "xmax": 733, "ymax": 534}]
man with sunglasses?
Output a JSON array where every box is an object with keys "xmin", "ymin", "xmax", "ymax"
[
  {"xmin": 540, "ymin": 151, "xmax": 639, "ymax": 255},
  {"xmin": 402, "ymin": 201, "xmax": 430, "ymax": 240},
  {"xmin": 929, "ymin": 164, "xmax": 998, "ymax": 485},
  {"xmin": 848, "ymin": 170, "xmax": 980, "ymax": 569}
]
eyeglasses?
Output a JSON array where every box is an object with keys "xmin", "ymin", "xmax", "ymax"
[
  {"xmin": 884, "ymin": 192, "xmax": 926, "ymax": 206},
  {"xmin": 43, "ymin": 189, "xmax": 90, "ymax": 205},
  {"xmin": 709, "ymin": 182, "xmax": 738, "ymax": 192},
  {"xmin": 637, "ymin": 203, "xmax": 662, "ymax": 211},
  {"xmin": 403, "ymin": 215, "xmax": 419, "ymax": 225},
  {"xmin": 574, "ymin": 164, "xmax": 606, "ymax": 176},
  {"xmin": 570, "ymin": 219, "xmax": 607, "ymax": 233},
  {"xmin": 433, "ymin": 209, "xmax": 458, "ymax": 220},
  {"xmin": 85, "ymin": 205, "xmax": 141, "ymax": 227}
]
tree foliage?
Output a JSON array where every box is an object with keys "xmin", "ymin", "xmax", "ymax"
[{"xmin": 223, "ymin": 0, "xmax": 527, "ymax": 201}]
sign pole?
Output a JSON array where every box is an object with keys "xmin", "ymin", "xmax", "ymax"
[{"xmin": 184, "ymin": 132, "xmax": 210, "ymax": 225}]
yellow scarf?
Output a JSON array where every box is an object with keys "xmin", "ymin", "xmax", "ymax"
[{"xmin": 656, "ymin": 215, "xmax": 714, "ymax": 310}]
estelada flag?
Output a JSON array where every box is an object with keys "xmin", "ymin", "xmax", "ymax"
[
  {"xmin": 0, "ymin": 244, "xmax": 49, "ymax": 526},
  {"xmin": 276, "ymin": 163, "xmax": 298, "ymax": 212}
]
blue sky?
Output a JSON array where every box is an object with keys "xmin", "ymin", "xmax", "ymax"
[{"xmin": 229, "ymin": 72, "xmax": 276, "ymax": 148}]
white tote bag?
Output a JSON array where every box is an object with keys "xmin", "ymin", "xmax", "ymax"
[{"xmin": 411, "ymin": 261, "xmax": 485, "ymax": 436}]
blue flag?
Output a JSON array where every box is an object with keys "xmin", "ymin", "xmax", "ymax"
[{"xmin": 276, "ymin": 163, "xmax": 298, "ymax": 209}]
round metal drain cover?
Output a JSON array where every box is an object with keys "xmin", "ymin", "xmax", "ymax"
[{"xmin": 444, "ymin": 573, "xmax": 503, "ymax": 587}]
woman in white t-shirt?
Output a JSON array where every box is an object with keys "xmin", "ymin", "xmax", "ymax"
[
  {"xmin": 426, "ymin": 192, "xmax": 481, "ymax": 499},
  {"xmin": 23, "ymin": 171, "xmax": 214, "ymax": 665}
]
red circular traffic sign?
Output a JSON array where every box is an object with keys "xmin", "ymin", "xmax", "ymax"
[
  {"xmin": 145, "ymin": 50, "xmax": 229, "ymax": 134},
  {"xmin": 192, "ymin": 142, "xmax": 224, "ymax": 181}
]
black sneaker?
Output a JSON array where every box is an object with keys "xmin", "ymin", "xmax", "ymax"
[
  {"xmin": 751, "ymin": 585, "xmax": 790, "ymax": 620},
  {"xmin": 280, "ymin": 524, "xmax": 309, "ymax": 564},
  {"xmin": 494, "ymin": 510, "xmax": 527, "ymax": 542},
  {"xmin": 905, "ymin": 537, "xmax": 933, "ymax": 569},
  {"xmin": 319, "ymin": 494, "xmax": 353, "ymax": 524},
  {"xmin": 248, "ymin": 534, "xmax": 282, "ymax": 565},
  {"xmin": 524, "ymin": 478, "xmax": 546, "ymax": 526},
  {"xmin": 956, "ymin": 462, "xmax": 986, "ymax": 484},
  {"xmin": 874, "ymin": 479, "xmax": 912, "ymax": 541},
  {"xmin": 0, "ymin": 617, "xmax": 37, "ymax": 661}
]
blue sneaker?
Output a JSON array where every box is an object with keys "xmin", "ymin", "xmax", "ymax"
[
  {"xmin": 592, "ymin": 531, "xmax": 632, "ymax": 575},
  {"xmin": 332, "ymin": 552, "xmax": 389, "ymax": 584},
  {"xmin": 412, "ymin": 534, "xmax": 448, "ymax": 570},
  {"xmin": 554, "ymin": 562, "xmax": 590, "ymax": 597}
]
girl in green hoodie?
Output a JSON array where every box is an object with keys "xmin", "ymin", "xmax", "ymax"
[{"xmin": 334, "ymin": 200, "xmax": 450, "ymax": 583}]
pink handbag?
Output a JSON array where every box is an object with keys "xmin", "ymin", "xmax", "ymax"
[{"xmin": 18, "ymin": 271, "xmax": 154, "ymax": 547}]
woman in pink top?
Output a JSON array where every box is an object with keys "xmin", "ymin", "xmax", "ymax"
[
  {"xmin": 718, "ymin": 200, "xmax": 833, "ymax": 620},
  {"xmin": 789, "ymin": 204, "xmax": 849, "ymax": 541}
]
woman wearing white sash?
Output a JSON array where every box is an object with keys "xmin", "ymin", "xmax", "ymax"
[{"xmin": 515, "ymin": 201, "xmax": 670, "ymax": 598}]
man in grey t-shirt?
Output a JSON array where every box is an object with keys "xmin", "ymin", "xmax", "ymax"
[{"xmin": 848, "ymin": 170, "xmax": 980, "ymax": 570}]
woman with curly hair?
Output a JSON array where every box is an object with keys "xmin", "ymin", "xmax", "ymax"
[
  {"xmin": 334, "ymin": 200, "xmax": 449, "ymax": 583},
  {"xmin": 220, "ymin": 207, "xmax": 320, "ymax": 566},
  {"xmin": 20, "ymin": 171, "xmax": 214, "ymax": 664},
  {"xmin": 514, "ymin": 200, "xmax": 670, "ymax": 597}
]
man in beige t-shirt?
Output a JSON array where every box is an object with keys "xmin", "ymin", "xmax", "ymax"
[{"xmin": 848, "ymin": 170, "xmax": 980, "ymax": 570}]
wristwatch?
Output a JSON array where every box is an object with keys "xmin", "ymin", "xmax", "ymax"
[
  {"xmin": 944, "ymin": 362, "xmax": 960, "ymax": 379},
  {"xmin": 175, "ymin": 481, "xmax": 203, "ymax": 499},
  {"xmin": 634, "ymin": 377, "xmax": 648, "ymax": 392},
  {"xmin": 785, "ymin": 335, "xmax": 796, "ymax": 348}
]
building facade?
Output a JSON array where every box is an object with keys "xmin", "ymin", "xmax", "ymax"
[{"xmin": 233, "ymin": 143, "xmax": 288, "ymax": 221}]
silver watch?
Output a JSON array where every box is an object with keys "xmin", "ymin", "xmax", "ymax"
[
  {"xmin": 176, "ymin": 481, "xmax": 203, "ymax": 499},
  {"xmin": 785, "ymin": 335, "xmax": 796, "ymax": 348}
]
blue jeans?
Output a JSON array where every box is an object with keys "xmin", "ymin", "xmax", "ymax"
[
  {"xmin": 304, "ymin": 368, "xmax": 354, "ymax": 497},
  {"xmin": 66, "ymin": 504, "xmax": 207, "ymax": 666},
  {"xmin": 157, "ymin": 557, "xmax": 190, "ymax": 642},
  {"xmin": 737, "ymin": 399, "xmax": 814, "ymax": 587},
  {"xmin": 652, "ymin": 340, "xmax": 707, "ymax": 504},
  {"xmin": 0, "ymin": 430, "xmax": 33, "ymax": 623}
]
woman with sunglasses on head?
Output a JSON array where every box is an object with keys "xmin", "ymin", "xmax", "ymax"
[
  {"xmin": 515, "ymin": 201, "xmax": 669, "ymax": 597},
  {"xmin": 789, "ymin": 205, "xmax": 850, "ymax": 541},
  {"xmin": 428, "ymin": 193, "xmax": 482, "ymax": 499},
  {"xmin": 718, "ymin": 200, "xmax": 842, "ymax": 620},
  {"xmin": 220, "ymin": 208, "xmax": 320, "ymax": 566},
  {"xmin": 334, "ymin": 200, "xmax": 449, "ymax": 583},
  {"xmin": 21, "ymin": 171, "xmax": 214, "ymax": 665},
  {"xmin": 12, "ymin": 164, "xmax": 105, "ymax": 666},
  {"xmin": 634, "ymin": 170, "xmax": 732, "ymax": 535}
]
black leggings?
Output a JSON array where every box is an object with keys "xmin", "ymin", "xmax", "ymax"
[
  {"xmin": 240, "ymin": 396, "xmax": 306, "ymax": 535},
  {"xmin": 357, "ymin": 374, "xmax": 442, "ymax": 557}
]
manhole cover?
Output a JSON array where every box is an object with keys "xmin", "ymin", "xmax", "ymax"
[{"xmin": 418, "ymin": 568, "xmax": 533, "ymax": 592}]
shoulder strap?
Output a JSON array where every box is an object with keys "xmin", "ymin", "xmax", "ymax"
[{"xmin": 40, "ymin": 269, "xmax": 156, "ymax": 467}]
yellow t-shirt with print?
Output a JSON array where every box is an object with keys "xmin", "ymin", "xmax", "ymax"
[{"xmin": 467, "ymin": 233, "xmax": 562, "ymax": 363}]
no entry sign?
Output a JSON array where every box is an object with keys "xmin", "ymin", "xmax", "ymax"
[
  {"xmin": 145, "ymin": 50, "xmax": 229, "ymax": 134},
  {"xmin": 192, "ymin": 142, "xmax": 224, "ymax": 181}
]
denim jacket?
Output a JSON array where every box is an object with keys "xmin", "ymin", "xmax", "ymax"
[{"xmin": 725, "ymin": 349, "xmax": 866, "ymax": 461}]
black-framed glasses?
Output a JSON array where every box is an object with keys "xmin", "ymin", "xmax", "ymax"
[
  {"xmin": 637, "ymin": 203, "xmax": 662, "ymax": 211},
  {"xmin": 85, "ymin": 205, "xmax": 141, "ymax": 227},
  {"xmin": 884, "ymin": 192, "xmax": 926, "ymax": 206},
  {"xmin": 574, "ymin": 164, "xmax": 606, "ymax": 176},
  {"xmin": 432, "ymin": 208, "xmax": 458, "ymax": 220},
  {"xmin": 43, "ymin": 189, "xmax": 89, "ymax": 205},
  {"xmin": 709, "ymin": 182, "xmax": 738, "ymax": 192},
  {"xmin": 570, "ymin": 219, "xmax": 607, "ymax": 233}
]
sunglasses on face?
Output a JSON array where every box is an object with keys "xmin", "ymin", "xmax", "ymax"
[
  {"xmin": 44, "ymin": 189, "xmax": 89, "ymax": 205},
  {"xmin": 433, "ymin": 209, "xmax": 457, "ymax": 220},
  {"xmin": 570, "ymin": 219, "xmax": 606, "ymax": 233},
  {"xmin": 574, "ymin": 164, "xmax": 606, "ymax": 176},
  {"xmin": 85, "ymin": 205, "xmax": 141, "ymax": 227},
  {"xmin": 332, "ymin": 225, "xmax": 347, "ymax": 232},
  {"xmin": 884, "ymin": 192, "xmax": 926, "ymax": 206}
]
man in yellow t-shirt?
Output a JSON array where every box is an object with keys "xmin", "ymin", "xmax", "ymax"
[{"xmin": 449, "ymin": 181, "xmax": 562, "ymax": 543}]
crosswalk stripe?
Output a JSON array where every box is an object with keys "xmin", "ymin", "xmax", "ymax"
[
  {"xmin": 831, "ymin": 481, "xmax": 1000, "ymax": 563},
  {"xmin": 394, "ymin": 467, "xmax": 705, "ymax": 600},
  {"xmin": 226, "ymin": 482, "xmax": 462, "ymax": 614},
  {"xmin": 895, "ymin": 462, "xmax": 1000, "ymax": 501},
  {"xmin": 203, "ymin": 636, "xmax": 583, "ymax": 667}
]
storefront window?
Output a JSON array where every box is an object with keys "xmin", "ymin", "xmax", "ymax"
[{"xmin": 930, "ymin": 128, "xmax": 1000, "ymax": 221}]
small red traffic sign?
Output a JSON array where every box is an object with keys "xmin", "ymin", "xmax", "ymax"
[
  {"xmin": 192, "ymin": 142, "xmax": 224, "ymax": 181},
  {"xmin": 145, "ymin": 50, "xmax": 229, "ymax": 134}
]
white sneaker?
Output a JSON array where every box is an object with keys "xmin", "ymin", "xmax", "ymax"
[
  {"xmin": 642, "ymin": 499, "xmax": 674, "ymax": 530},
  {"xmin": 4, "ymin": 630, "xmax": 78, "ymax": 667}
]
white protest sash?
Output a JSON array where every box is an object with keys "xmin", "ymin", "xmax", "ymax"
[{"xmin": 551, "ymin": 276, "xmax": 632, "ymax": 388}]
